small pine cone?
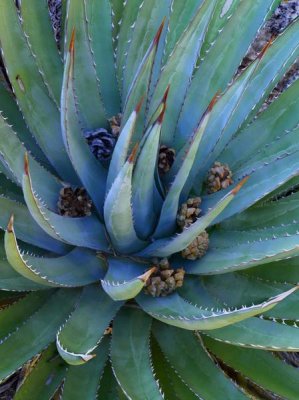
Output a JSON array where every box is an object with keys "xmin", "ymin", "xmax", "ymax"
[
  {"xmin": 84, "ymin": 128, "xmax": 117, "ymax": 162},
  {"xmin": 207, "ymin": 161, "xmax": 233, "ymax": 194},
  {"xmin": 145, "ymin": 259, "xmax": 185, "ymax": 297},
  {"xmin": 158, "ymin": 145, "xmax": 175, "ymax": 174},
  {"xmin": 108, "ymin": 113, "xmax": 122, "ymax": 137},
  {"xmin": 57, "ymin": 187, "xmax": 92, "ymax": 217},
  {"xmin": 181, "ymin": 231, "xmax": 209, "ymax": 260},
  {"xmin": 177, "ymin": 197, "xmax": 201, "ymax": 229}
]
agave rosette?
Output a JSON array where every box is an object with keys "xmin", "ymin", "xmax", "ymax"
[{"xmin": 0, "ymin": 0, "xmax": 299, "ymax": 398}]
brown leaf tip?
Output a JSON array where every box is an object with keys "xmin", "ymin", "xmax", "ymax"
[
  {"xmin": 69, "ymin": 28, "xmax": 75, "ymax": 53},
  {"xmin": 140, "ymin": 266, "xmax": 158, "ymax": 283},
  {"xmin": 128, "ymin": 143, "xmax": 139, "ymax": 163},
  {"xmin": 258, "ymin": 36, "xmax": 274, "ymax": 59},
  {"xmin": 154, "ymin": 17, "xmax": 166, "ymax": 46},
  {"xmin": 157, "ymin": 86, "xmax": 170, "ymax": 124},
  {"xmin": 7, "ymin": 214, "xmax": 14, "ymax": 233},
  {"xmin": 207, "ymin": 91, "xmax": 220, "ymax": 112},
  {"xmin": 24, "ymin": 153, "xmax": 29, "ymax": 176},
  {"xmin": 135, "ymin": 96, "xmax": 145, "ymax": 113},
  {"xmin": 231, "ymin": 176, "xmax": 249, "ymax": 195},
  {"xmin": 162, "ymin": 85, "xmax": 170, "ymax": 103}
]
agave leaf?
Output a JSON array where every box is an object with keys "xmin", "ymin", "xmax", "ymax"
[
  {"xmin": 138, "ymin": 179, "xmax": 247, "ymax": 257},
  {"xmin": 201, "ymin": 273, "xmax": 299, "ymax": 321},
  {"xmin": 181, "ymin": 56, "xmax": 262, "ymax": 192},
  {"xmin": 0, "ymin": 174, "xmax": 23, "ymax": 204},
  {"xmin": 245, "ymin": 256, "xmax": 299, "ymax": 286},
  {"xmin": 14, "ymin": 344, "xmax": 66, "ymax": 400},
  {"xmin": 61, "ymin": 31, "xmax": 108, "ymax": 214},
  {"xmin": 204, "ymin": 337, "xmax": 299, "ymax": 400},
  {"xmin": 132, "ymin": 94, "xmax": 167, "ymax": 238},
  {"xmin": 147, "ymin": 0, "xmax": 217, "ymax": 144},
  {"xmin": 204, "ymin": 317, "xmax": 299, "ymax": 351},
  {"xmin": 220, "ymin": 77, "xmax": 299, "ymax": 171},
  {"xmin": 0, "ymin": 197, "xmax": 69, "ymax": 254},
  {"xmin": 219, "ymin": 18, "xmax": 299, "ymax": 149},
  {"xmin": 110, "ymin": 0, "xmax": 125, "ymax": 51},
  {"xmin": 0, "ymin": 234, "xmax": 50, "ymax": 291},
  {"xmin": 22, "ymin": 154, "xmax": 109, "ymax": 251},
  {"xmin": 0, "ymin": 291, "xmax": 49, "ymax": 341},
  {"xmin": 57, "ymin": 285, "xmax": 122, "ymax": 365},
  {"xmin": 97, "ymin": 362, "xmax": 127, "ymax": 400},
  {"xmin": 102, "ymin": 257, "xmax": 155, "ymax": 301},
  {"xmin": 154, "ymin": 95, "xmax": 215, "ymax": 238},
  {"xmin": 106, "ymin": 100, "xmax": 142, "ymax": 192},
  {"xmin": 0, "ymin": 110, "xmax": 64, "ymax": 209},
  {"xmin": 0, "ymin": 84, "xmax": 49, "ymax": 167},
  {"xmin": 122, "ymin": 0, "xmax": 171, "ymax": 103},
  {"xmin": 65, "ymin": 0, "xmax": 107, "ymax": 128},
  {"xmin": 19, "ymin": 0, "xmax": 63, "ymax": 106},
  {"xmin": 151, "ymin": 337, "xmax": 199, "ymax": 400},
  {"xmin": 104, "ymin": 148, "xmax": 147, "ymax": 253},
  {"xmin": 153, "ymin": 323, "xmax": 247, "ymax": 399},
  {"xmin": 0, "ymin": 288, "xmax": 80, "ymax": 383},
  {"xmin": 5, "ymin": 217, "xmax": 105, "ymax": 287},
  {"xmin": 202, "ymin": 149, "xmax": 299, "ymax": 224},
  {"xmin": 83, "ymin": 0, "xmax": 120, "ymax": 116},
  {"xmin": 176, "ymin": 0, "xmax": 279, "ymax": 147},
  {"xmin": 121, "ymin": 20, "xmax": 165, "ymax": 134},
  {"xmin": 184, "ymin": 228, "xmax": 299, "ymax": 275},
  {"xmin": 199, "ymin": 0, "xmax": 241, "ymax": 58},
  {"xmin": 0, "ymin": 1, "xmax": 76, "ymax": 183},
  {"xmin": 115, "ymin": 0, "xmax": 144, "ymax": 91},
  {"xmin": 0, "ymin": 264, "xmax": 44, "ymax": 291},
  {"xmin": 162, "ymin": 0, "xmax": 204, "ymax": 62},
  {"xmin": 111, "ymin": 308, "xmax": 163, "ymax": 400},
  {"xmin": 137, "ymin": 285, "xmax": 297, "ymax": 330},
  {"xmin": 220, "ymin": 190, "xmax": 299, "ymax": 231},
  {"xmin": 62, "ymin": 336, "xmax": 109, "ymax": 400}
]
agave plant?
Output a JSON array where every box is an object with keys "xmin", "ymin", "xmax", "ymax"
[{"xmin": 1, "ymin": 0, "xmax": 299, "ymax": 398}]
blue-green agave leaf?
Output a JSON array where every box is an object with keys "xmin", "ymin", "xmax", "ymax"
[
  {"xmin": 104, "ymin": 147, "xmax": 147, "ymax": 253},
  {"xmin": 132, "ymin": 91, "xmax": 168, "ymax": 238},
  {"xmin": 148, "ymin": 0, "xmax": 217, "ymax": 145},
  {"xmin": 111, "ymin": 308, "xmax": 163, "ymax": 400},
  {"xmin": 61, "ymin": 31, "xmax": 108, "ymax": 215},
  {"xmin": 176, "ymin": 0, "xmax": 280, "ymax": 149},
  {"xmin": 62, "ymin": 336, "xmax": 110, "ymax": 400},
  {"xmin": 154, "ymin": 94, "xmax": 216, "ymax": 238},
  {"xmin": 137, "ymin": 286, "xmax": 297, "ymax": 330},
  {"xmin": 57, "ymin": 285, "xmax": 122, "ymax": 365},
  {"xmin": 138, "ymin": 178, "xmax": 248, "ymax": 257},
  {"xmin": 107, "ymin": 99, "xmax": 142, "ymax": 192},
  {"xmin": 101, "ymin": 257, "xmax": 156, "ymax": 301},
  {"xmin": 153, "ymin": 323, "xmax": 247, "ymax": 399},
  {"xmin": 0, "ymin": 288, "xmax": 80, "ymax": 383},
  {"xmin": 0, "ymin": 0, "xmax": 76, "ymax": 182},
  {"xmin": 65, "ymin": 0, "xmax": 107, "ymax": 128},
  {"xmin": 5, "ymin": 217, "xmax": 105, "ymax": 287},
  {"xmin": 83, "ymin": 0, "xmax": 120, "ymax": 116},
  {"xmin": 22, "ymin": 155, "xmax": 109, "ymax": 251}
]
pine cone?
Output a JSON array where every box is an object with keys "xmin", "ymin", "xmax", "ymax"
[
  {"xmin": 181, "ymin": 231, "xmax": 209, "ymax": 260},
  {"xmin": 144, "ymin": 258, "xmax": 185, "ymax": 297},
  {"xmin": 177, "ymin": 197, "xmax": 201, "ymax": 229},
  {"xmin": 57, "ymin": 187, "xmax": 92, "ymax": 217},
  {"xmin": 84, "ymin": 128, "xmax": 117, "ymax": 162},
  {"xmin": 158, "ymin": 145, "xmax": 175, "ymax": 174},
  {"xmin": 207, "ymin": 161, "xmax": 233, "ymax": 193},
  {"xmin": 108, "ymin": 113, "xmax": 122, "ymax": 137}
]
